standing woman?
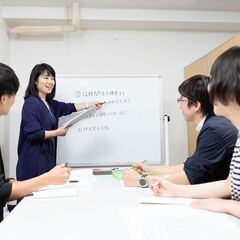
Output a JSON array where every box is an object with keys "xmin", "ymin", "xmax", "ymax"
[{"xmin": 16, "ymin": 63, "xmax": 101, "ymax": 181}]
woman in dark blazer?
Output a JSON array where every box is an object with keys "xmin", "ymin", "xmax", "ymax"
[{"xmin": 16, "ymin": 63, "xmax": 101, "ymax": 181}]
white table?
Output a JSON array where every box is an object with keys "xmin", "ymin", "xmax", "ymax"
[{"xmin": 0, "ymin": 174, "xmax": 239, "ymax": 240}]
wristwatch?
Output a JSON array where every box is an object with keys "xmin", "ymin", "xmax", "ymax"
[{"xmin": 139, "ymin": 174, "xmax": 148, "ymax": 188}]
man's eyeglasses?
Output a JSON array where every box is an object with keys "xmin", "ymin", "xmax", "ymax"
[{"xmin": 177, "ymin": 97, "xmax": 189, "ymax": 103}]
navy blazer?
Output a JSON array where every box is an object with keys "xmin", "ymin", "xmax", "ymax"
[{"xmin": 184, "ymin": 115, "xmax": 238, "ymax": 184}]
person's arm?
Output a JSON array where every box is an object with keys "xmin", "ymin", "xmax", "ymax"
[
  {"xmin": 74, "ymin": 102, "xmax": 102, "ymax": 111},
  {"xmin": 123, "ymin": 163, "xmax": 185, "ymax": 187},
  {"xmin": 123, "ymin": 167, "xmax": 189, "ymax": 187},
  {"xmin": 45, "ymin": 101, "xmax": 103, "ymax": 139},
  {"xmin": 8, "ymin": 165, "xmax": 70, "ymax": 201},
  {"xmin": 133, "ymin": 162, "xmax": 184, "ymax": 175},
  {"xmin": 166, "ymin": 170, "xmax": 190, "ymax": 184},
  {"xmin": 44, "ymin": 127, "xmax": 69, "ymax": 139},
  {"xmin": 123, "ymin": 169, "xmax": 140, "ymax": 187},
  {"xmin": 151, "ymin": 175, "xmax": 231, "ymax": 199},
  {"xmin": 191, "ymin": 198, "xmax": 240, "ymax": 218},
  {"xmin": 147, "ymin": 170, "xmax": 190, "ymax": 185}
]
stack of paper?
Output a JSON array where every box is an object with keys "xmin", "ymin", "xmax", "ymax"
[
  {"xmin": 33, "ymin": 185, "xmax": 78, "ymax": 199},
  {"xmin": 62, "ymin": 107, "xmax": 97, "ymax": 128}
]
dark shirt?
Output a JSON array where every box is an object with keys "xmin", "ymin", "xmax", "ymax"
[
  {"xmin": 0, "ymin": 148, "xmax": 12, "ymax": 222},
  {"xmin": 16, "ymin": 96, "xmax": 76, "ymax": 181},
  {"xmin": 184, "ymin": 115, "xmax": 238, "ymax": 184}
]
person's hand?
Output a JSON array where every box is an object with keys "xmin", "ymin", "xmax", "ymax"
[
  {"xmin": 191, "ymin": 198, "xmax": 230, "ymax": 213},
  {"xmin": 56, "ymin": 127, "xmax": 69, "ymax": 136},
  {"xmin": 150, "ymin": 179, "xmax": 178, "ymax": 197},
  {"xmin": 47, "ymin": 164, "xmax": 71, "ymax": 185},
  {"xmin": 7, "ymin": 178, "xmax": 16, "ymax": 183},
  {"xmin": 132, "ymin": 161, "xmax": 155, "ymax": 175},
  {"xmin": 147, "ymin": 176, "xmax": 163, "ymax": 187},
  {"xmin": 87, "ymin": 101, "xmax": 103, "ymax": 110},
  {"xmin": 123, "ymin": 168, "xmax": 141, "ymax": 187}
]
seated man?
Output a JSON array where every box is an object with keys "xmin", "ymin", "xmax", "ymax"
[
  {"xmin": 123, "ymin": 75, "xmax": 238, "ymax": 187},
  {"xmin": 0, "ymin": 63, "xmax": 70, "ymax": 222}
]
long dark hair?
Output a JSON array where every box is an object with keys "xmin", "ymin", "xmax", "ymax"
[{"xmin": 24, "ymin": 63, "xmax": 56, "ymax": 101}]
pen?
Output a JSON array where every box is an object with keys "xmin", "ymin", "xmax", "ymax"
[
  {"xmin": 131, "ymin": 159, "xmax": 148, "ymax": 168},
  {"xmin": 131, "ymin": 159, "xmax": 148, "ymax": 174},
  {"xmin": 96, "ymin": 102, "xmax": 105, "ymax": 107},
  {"xmin": 151, "ymin": 181, "xmax": 159, "ymax": 190},
  {"xmin": 95, "ymin": 102, "xmax": 105, "ymax": 109},
  {"xmin": 112, "ymin": 167, "xmax": 119, "ymax": 171},
  {"xmin": 69, "ymin": 180, "xmax": 78, "ymax": 183},
  {"xmin": 151, "ymin": 175, "xmax": 169, "ymax": 189},
  {"xmin": 151, "ymin": 181, "xmax": 159, "ymax": 187},
  {"xmin": 131, "ymin": 159, "xmax": 148, "ymax": 169}
]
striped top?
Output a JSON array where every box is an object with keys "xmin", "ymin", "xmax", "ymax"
[{"xmin": 230, "ymin": 136, "xmax": 240, "ymax": 201}]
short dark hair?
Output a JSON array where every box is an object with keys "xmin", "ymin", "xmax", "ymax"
[
  {"xmin": 0, "ymin": 63, "xmax": 19, "ymax": 97},
  {"xmin": 209, "ymin": 46, "xmax": 240, "ymax": 106},
  {"xmin": 178, "ymin": 75, "xmax": 214, "ymax": 116},
  {"xmin": 24, "ymin": 63, "xmax": 56, "ymax": 101}
]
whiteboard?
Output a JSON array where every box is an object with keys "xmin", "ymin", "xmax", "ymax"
[{"xmin": 56, "ymin": 75, "xmax": 163, "ymax": 167}]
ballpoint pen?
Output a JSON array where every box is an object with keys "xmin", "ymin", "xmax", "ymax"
[
  {"xmin": 69, "ymin": 180, "xmax": 78, "ymax": 183},
  {"xmin": 151, "ymin": 175, "xmax": 169, "ymax": 189},
  {"xmin": 94, "ymin": 101, "xmax": 105, "ymax": 110},
  {"xmin": 132, "ymin": 159, "xmax": 148, "ymax": 173},
  {"xmin": 151, "ymin": 181, "xmax": 159, "ymax": 190},
  {"xmin": 131, "ymin": 159, "xmax": 148, "ymax": 168}
]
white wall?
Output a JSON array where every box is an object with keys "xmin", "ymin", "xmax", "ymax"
[
  {"xmin": 0, "ymin": 1, "xmax": 10, "ymax": 176},
  {"xmin": 162, "ymin": 69, "xmax": 190, "ymax": 165},
  {"xmin": 5, "ymin": 29, "xmax": 236, "ymax": 177}
]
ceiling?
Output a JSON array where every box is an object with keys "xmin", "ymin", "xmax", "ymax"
[
  {"xmin": 3, "ymin": 0, "xmax": 240, "ymax": 35},
  {"xmin": 2, "ymin": 0, "xmax": 240, "ymax": 11}
]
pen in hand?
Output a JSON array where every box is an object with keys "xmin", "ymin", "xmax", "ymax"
[
  {"xmin": 151, "ymin": 181, "xmax": 159, "ymax": 188},
  {"xmin": 132, "ymin": 159, "xmax": 148, "ymax": 174},
  {"xmin": 132, "ymin": 159, "xmax": 148, "ymax": 167},
  {"xmin": 95, "ymin": 101, "xmax": 105, "ymax": 109},
  {"xmin": 150, "ymin": 175, "xmax": 169, "ymax": 191}
]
